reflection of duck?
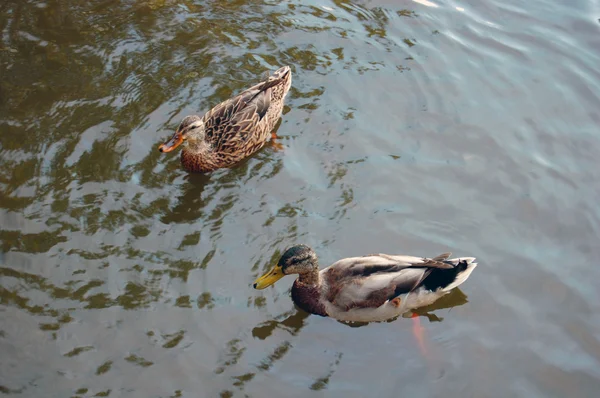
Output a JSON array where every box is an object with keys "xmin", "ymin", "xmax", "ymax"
[
  {"xmin": 409, "ymin": 287, "xmax": 470, "ymax": 322},
  {"xmin": 160, "ymin": 173, "xmax": 211, "ymax": 224},
  {"xmin": 159, "ymin": 66, "xmax": 292, "ymax": 173},
  {"xmin": 252, "ymin": 309, "xmax": 310, "ymax": 340},
  {"xmin": 254, "ymin": 245, "xmax": 477, "ymax": 323}
]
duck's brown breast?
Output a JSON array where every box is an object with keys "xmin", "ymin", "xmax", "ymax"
[
  {"xmin": 291, "ymin": 280, "xmax": 327, "ymax": 317},
  {"xmin": 180, "ymin": 148, "xmax": 219, "ymax": 173}
]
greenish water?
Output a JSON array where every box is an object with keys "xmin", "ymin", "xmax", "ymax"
[{"xmin": 2, "ymin": 0, "xmax": 600, "ymax": 397}]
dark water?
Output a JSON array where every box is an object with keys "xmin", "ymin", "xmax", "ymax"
[{"xmin": 2, "ymin": 0, "xmax": 600, "ymax": 396}]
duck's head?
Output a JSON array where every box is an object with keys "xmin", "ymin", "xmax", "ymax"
[
  {"xmin": 253, "ymin": 245, "xmax": 318, "ymax": 289},
  {"xmin": 158, "ymin": 115, "xmax": 205, "ymax": 153}
]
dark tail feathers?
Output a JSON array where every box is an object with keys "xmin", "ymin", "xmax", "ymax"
[{"xmin": 422, "ymin": 259, "xmax": 472, "ymax": 291}]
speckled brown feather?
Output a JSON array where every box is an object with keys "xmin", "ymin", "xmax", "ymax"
[{"xmin": 180, "ymin": 67, "xmax": 292, "ymax": 173}]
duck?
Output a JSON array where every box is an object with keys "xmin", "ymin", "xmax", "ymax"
[
  {"xmin": 253, "ymin": 244, "xmax": 477, "ymax": 322},
  {"xmin": 158, "ymin": 66, "xmax": 292, "ymax": 173}
]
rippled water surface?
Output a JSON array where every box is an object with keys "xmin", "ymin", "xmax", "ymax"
[{"xmin": 2, "ymin": 0, "xmax": 600, "ymax": 396}]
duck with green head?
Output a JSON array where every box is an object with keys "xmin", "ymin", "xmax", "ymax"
[{"xmin": 254, "ymin": 245, "xmax": 478, "ymax": 322}]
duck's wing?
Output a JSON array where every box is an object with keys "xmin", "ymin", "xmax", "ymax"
[
  {"xmin": 203, "ymin": 77, "xmax": 283, "ymax": 151},
  {"xmin": 322, "ymin": 253, "xmax": 455, "ymax": 311}
]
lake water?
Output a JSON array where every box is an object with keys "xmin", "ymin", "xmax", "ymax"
[{"xmin": 2, "ymin": 0, "xmax": 600, "ymax": 397}]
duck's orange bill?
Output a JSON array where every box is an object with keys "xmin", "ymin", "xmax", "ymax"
[{"xmin": 158, "ymin": 133, "xmax": 183, "ymax": 153}]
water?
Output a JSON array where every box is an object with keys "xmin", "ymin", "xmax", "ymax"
[{"xmin": 2, "ymin": 0, "xmax": 600, "ymax": 396}]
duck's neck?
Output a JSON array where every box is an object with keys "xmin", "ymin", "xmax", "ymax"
[
  {"xmin": 181, "ymin": 140, "xmax": 218, "ymax": 173},
  {"xmin": 297, "ymin": 268, "xmax": 320, "ymax": 287},
  {"xmin": 292, "ymin": 269, "xmax": 327, "ymax": 317},
  {"xmin": 185, "ymin": 137, "xmax": 210, "ymax": 154}
]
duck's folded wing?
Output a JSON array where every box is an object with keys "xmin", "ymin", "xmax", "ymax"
[
  {"xmin": 204, "ymin": 77, "xmax": 283, "ymax": 148},
  {"xmin": 324, "ymin": 254, "xmax": 454, "ymax": 310}
]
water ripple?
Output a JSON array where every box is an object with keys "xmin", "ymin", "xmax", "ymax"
[{"xmin": 2, "ymin": 0, "xmax": 600, "ymax": 396}]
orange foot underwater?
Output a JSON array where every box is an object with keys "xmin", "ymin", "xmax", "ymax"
[
  {"xmin": 411, "ymin": 313, "xmax": 429, "ymax": 358},
  {"xmin": 270, "ymin": 131, "xmax": 285, "ymax": 151}
]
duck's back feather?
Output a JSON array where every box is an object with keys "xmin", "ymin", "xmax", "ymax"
[
  {"xmin": 321, "ymin": 253, "xmax": 476, "ymax": 312},
  {"xmin": 203, "ymin": 83, "xmax": 275, "ymax": 151}
]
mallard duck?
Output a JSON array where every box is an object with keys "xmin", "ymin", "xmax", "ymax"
[
  {"xmin": 158, "ymin": 66, "xmax": 292, "ymax": 173},
  {"xmin": 254, "ymin": 245, "xmax": 477, "ymax": 322}
]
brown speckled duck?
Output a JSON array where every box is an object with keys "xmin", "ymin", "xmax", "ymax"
[
  {"xmin": 158, "ymin": 66, "xmax": 292, "ymax": 173},
  {"xmin": 254, "ymin": 245, "xmax": 477, "ymax": 322}
]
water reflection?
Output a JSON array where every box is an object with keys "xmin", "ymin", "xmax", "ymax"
[
  {"xmin": 252, "ymin": 309, "xmax": 310, "ymax": 340},
  {"xmin": 411, "ymin": 288, "xmax": 469, "ymax": 322},
  {"xmin": 309, "ymin": 352, "xmax": 343, "ymax": 391},
  {"xmin": 338, "ymin": 288, "xmax": 470, "ymax": 327},
  {"xmin": 161, "ymin": 173, "xmax": 211, "ymax": 224}
]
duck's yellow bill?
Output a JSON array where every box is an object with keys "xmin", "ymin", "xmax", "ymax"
[{"xmin": 253, "ymin": 265, "xmax": 284, "ymax": 289}]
